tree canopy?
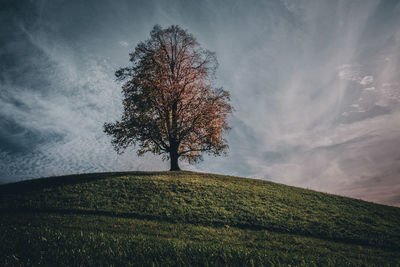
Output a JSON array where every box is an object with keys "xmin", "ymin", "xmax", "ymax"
[{"xmin": 104, "ymin": 25, "xmax": 233, "ymax": 170}]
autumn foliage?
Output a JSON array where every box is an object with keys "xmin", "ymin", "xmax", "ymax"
[{"xmin": 104, "ymin": 25, "xmax": 233, "ymax": 170}]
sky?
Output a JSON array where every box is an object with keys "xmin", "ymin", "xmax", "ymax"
[{"xmin": 1, "ymin": 0, "xmax": 400, "ymax": 207}]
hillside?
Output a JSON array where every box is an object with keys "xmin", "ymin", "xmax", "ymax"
[{"xmin": 1, "ymin": 171, "xmax": 400, "ymax": 266}]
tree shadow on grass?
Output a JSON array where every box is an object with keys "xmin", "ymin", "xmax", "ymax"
[
  {"xmin": 1, "ymin": 206, "xmax": 399, "ymax": 251},
  {"xmin": 0, "ymin": 171, "xmax": 197, "ymax": 194}
]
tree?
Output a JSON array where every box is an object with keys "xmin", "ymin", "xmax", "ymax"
[{"xmin": 104, "ymin": 25, "xmax": 233, "ymax": 171}]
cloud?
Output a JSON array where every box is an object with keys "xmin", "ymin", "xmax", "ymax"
[
  {"xmin": 0, "ymin": 10, "xmax": 167, "ymax": 181},
  {"xmin": 360, "ymin": 75, "xmax": 374, "ymax": 85},
  {"xmin": 338, "ymin": 64, "xmax": 362, "ymax": 82},
  {"xmin": 198, "ymin": 0, "xmax": 400, "ymax": 206},
  {"xmin": 381, "ymin": 83, "xmax": 400, "ymax": 101},
  {"xmin": 119, "ymin": 41, "xmax": 129, "ymax": 47}
]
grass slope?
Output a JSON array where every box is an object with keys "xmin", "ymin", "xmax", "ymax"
[{"xmin": 1, "ymin": 171, "xmax": 399, "ymax": 266}]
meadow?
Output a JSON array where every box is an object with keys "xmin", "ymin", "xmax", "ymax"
[{"xmin": 1, "ymin": 171, "xmax": 399, "ymax": 266}]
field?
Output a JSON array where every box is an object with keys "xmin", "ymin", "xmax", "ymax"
[{"xmin": 1, "ymin": 171, "xmax": 399, "ymax": 266}]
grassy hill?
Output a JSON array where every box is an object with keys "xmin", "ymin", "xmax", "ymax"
[{"xmin": 1, "ymin": 171, "xmax": 399, "ymax": 266}]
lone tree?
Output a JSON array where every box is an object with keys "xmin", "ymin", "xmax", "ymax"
[{"xmin": 104, "ymin": 25, "xmax": 233, "ymax": 171}]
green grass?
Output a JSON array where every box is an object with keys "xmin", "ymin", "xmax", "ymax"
[{"xmin": 1, "ymin": 171, "xmax": 399, "ymax": 266}]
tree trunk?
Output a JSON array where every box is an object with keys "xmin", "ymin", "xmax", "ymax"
[{"xmin": 169, "ymin": 151, "xmax": 180, "ymax": 171}]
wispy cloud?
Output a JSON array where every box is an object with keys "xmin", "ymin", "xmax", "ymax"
[
  {"xmin": 119, "ymin": 41, "xmax": 129, "ymax": 47},
  {"xmin": 198, "ymin": 0, "xmax": 400, "ymax": 206}
]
